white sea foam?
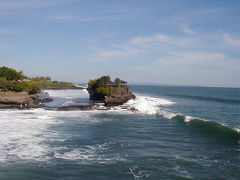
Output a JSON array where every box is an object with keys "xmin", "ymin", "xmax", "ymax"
[
  {"xmin": 44, "ymin": 89, "xmax": 90, "ymax": 107},
  {"xmin": 127, "ymin": 166, "xmax": 151, "ymax": 179},
  {"xmin": 54, "ymin": 142, "xmax": 126, "ymax": 164},
  {"xmin": 123, "ymin": 96, "xmax": 240, "ymax": 136},
  {"xmin": 60, "ymin": 100, "xmax": 75, "ymax": 106},
  {"xmin": 123, "ymin": 95, "xmax": 176, "ymax": 119},
  {"xmin": 0, "ymin": 95, "xmax": 137, "ymax": 164},
  {"xmin": 235, "ymin": 128, "xmax": 240, "ymax": 133},
  {"xmin": 74, "ymin": 84, "xmax": 87, "ymax": 89},
  {"xmin": 184, "ymin": 116, "xmax": 195, "ymax": 122},
  {"xmin": 0, "ymin": 108, "xmax": 128, "ymax": 164},
  {"xmin": 0, "ymin": 109, "xmax": 57, "ymax": 163},
  {"xmin": 45, "ymin": 89, "xmax": 176, "ymax": 118},
  {"xmin": 45, "ymin": 89, "xmax": 89, "ymax": 99}
]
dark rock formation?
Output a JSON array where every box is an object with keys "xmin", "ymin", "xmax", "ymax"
[
  {"xmin": 58, "ymin": 105, "xmax": 93, "ymax": 111},
  {"xmin": 87, "ymin": 76, "xmax": 136, "ymax": 107},
  {"xmin": 33, "ymin": 97, "xmax": 53, "ymax": 104},
  {"xmin": 104, "ymin": 87, "xmax": 136, "ymax": 106},
  {"xmin": 34, "ymin": 91, "xmax": 53, "ymax": 104},
  {"xmin": 89, "ymin": 93, "xmax": 105, "ymax": 101}
]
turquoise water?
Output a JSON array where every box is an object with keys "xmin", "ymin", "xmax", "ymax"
[{"xmin": 0, "ymin": 85, "xmax": 239, "ymax": 179}]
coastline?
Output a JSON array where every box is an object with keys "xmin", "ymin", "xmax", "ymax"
[
  {"xmin": 0, "ymin": 85, "xmax": 239, "ymax": 180},
  {"xmin": 0, "ymin": 86, "xmax": 138, "ymax": 112},
  {"xmin": 0, "ymin": 86, "xmax": 84, "ymax": 109}
]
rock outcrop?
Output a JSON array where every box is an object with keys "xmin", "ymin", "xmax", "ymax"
[
  {"xmin": 87, "ymin": 76, "xmax": 135, "ymax": 106},
  {"xmin": 0, "ymin": 91, "xmax": 52, "ymax": 109},
  {"xmin": 104, "ymin": 87, "xmax": 136, "ymax": 106},
  {"xmin": 58, "ymin": 105, "xmax": 93, "ymax": 111}
]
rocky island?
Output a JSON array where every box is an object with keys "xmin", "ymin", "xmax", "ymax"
[{"xmin": 87, "ymin": 76, "xmax": 135, "ymax": 106}]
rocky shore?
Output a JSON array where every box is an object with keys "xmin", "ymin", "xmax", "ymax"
[
  {"xmin": 0, "ymin": 85, "xmax": 85, "ymax": 109},
  {"xmin": 0, "ymin": 91, "xmax": 52, "ymax": 109},
  {"xmin": 87, "ymin": 76, "xmax": 136, "ymax": 106},
  {"xmin": 0, "ymin": 89, "xmax": 139, "ymax": 113},
  {"xmin": 57, "ymin": 105, "xmax": 93, "ymax": 111},
  {"xmin": 54, "ymin": 104, "xmax": 139, "ymax": 112},
  {"xmin": 0, "ymin": 79, "xmax": 136, "ymax": 111},
  {"xmin": 104, "ymin": 88, "xmax": 136, "ymax": 106}
]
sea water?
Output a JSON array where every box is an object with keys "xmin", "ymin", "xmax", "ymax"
[{"xmin": 0, "ymin": 85, "xmax": 239, "ymax": 179}]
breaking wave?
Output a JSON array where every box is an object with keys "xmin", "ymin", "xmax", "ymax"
[
  {"xmin": 172, "ymin": 115, "xmax": 240, "ymax": 139},
  {"xmin": 43, "ymin": 89, "xmax": 240, "ymax": 140},
  {"xmin": 125, "ymin": 95, "xmax": 240, "ymax": 140}
]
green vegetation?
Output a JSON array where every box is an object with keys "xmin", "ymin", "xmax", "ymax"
[
  {"xmin": 114, "ymin": 78, "xmax": 121, "ymax": 87},
  {"xmin": 88, "ymin": 76, "xmax": 111, "ymax": 96},
  {"xmin": 0, "ymin": 77, "xmax": 11, "ymax": 92},
  {"xmin": 30, "ymin": 77, "xmax": 74, "ymax": 89},
  {"xmin": 0, "ymin": 67, "xmax": 38, "ymax": 93},
  {"xmin": 0, "ymin": 66, "xmax": 74, "ymax": 94},
  {"xmin": 0, "ymin": 67, "xmax": 27, "ymax": 80},
  {"xmin": 87, "ymin": 76, "xmax": 124, "ymax": 99},
  {"xmin": 0, "ymin": 77, "xmax": 39, "ymax": 94}
]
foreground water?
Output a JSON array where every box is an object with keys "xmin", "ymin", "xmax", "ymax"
[{"xmin": 0, "ymin": 85, "xmax": 239, "ymax": 179}]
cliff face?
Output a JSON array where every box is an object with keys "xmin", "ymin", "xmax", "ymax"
[
  {"xmin": 104, "ymin": 88, "xmax": 135, "ymax": 106},
  {"xmin": 0, "ymin": 91, "xmax": 52, "ymax": 109},
  {"xmin": 89, "ymin": 86, "xmax": 135, "ymax": 106},
  {"xmin": 0, "ymin": 91, "xmax": 38, "ymax": 108},
  {"xmin": 89, "ymin": 93, "xmax": 105, "ymax": 101}
]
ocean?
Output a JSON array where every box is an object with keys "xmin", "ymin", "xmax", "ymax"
[{"xmin": 0, "ymin": 85, "xmax": 239, "ymax": 180}]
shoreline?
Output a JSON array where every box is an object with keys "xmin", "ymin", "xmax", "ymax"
[
  {"xmin": 0, "ymin": 87, "xmax": 138, "ymax": 112},
  {"xmin": 0, "ymin": 86, "xmax": 83, "ymax": 110}
]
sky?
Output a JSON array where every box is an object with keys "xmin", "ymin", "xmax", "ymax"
[{"xmin": 0, "ymin": 0, "xmax": 240, "ymax": 87}]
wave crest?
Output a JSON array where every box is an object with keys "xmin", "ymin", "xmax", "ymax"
[{"xmin": 125, "ymin": 95, "xmax": 240, "ymax": 140}]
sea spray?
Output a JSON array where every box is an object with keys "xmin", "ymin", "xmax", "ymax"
[
  {"xmin": 124, "ymin": 95, "xmax": 175, "ymax": 115},
  {"xmin": 43, "ymin": 89, "xmax": 240, "ymax": 140},
  {"xmin": 125, "ymin": 95, "xmax": 240, "ymax": 140}
]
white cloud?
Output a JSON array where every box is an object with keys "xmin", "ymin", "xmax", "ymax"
[
  {"xmin": 129, "ymin": 34, "xmax": 170, "ymax": 44},
  {"xmin": 95, "ymin": 33, "xmax": 199, "ymax": 59},
  {"xmin": 169, "ymin": 52, "xmax": 226, "ymax": 63},
  {"xmin": 91, "ymin": 31, "xmax": 240, "ymax": 72},
  {"xmin": 129, "ymin": 33, "xmax": 197, "ymax": 47},
  {"xmin": 158, "ymin": 52, "xmax": 228, "ymax": 67},
  {"xmin": 182, "ymin": 25, "xmax": 196, "ymax": 35},
  {"xmin": 222, "ymin": 33, "xmax": 240, "ymax": 50}
]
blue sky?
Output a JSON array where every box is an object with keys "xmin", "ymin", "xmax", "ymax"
[{"xmin": 0, "ymin": 0, "xmax": 240, "ymax": 87}]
